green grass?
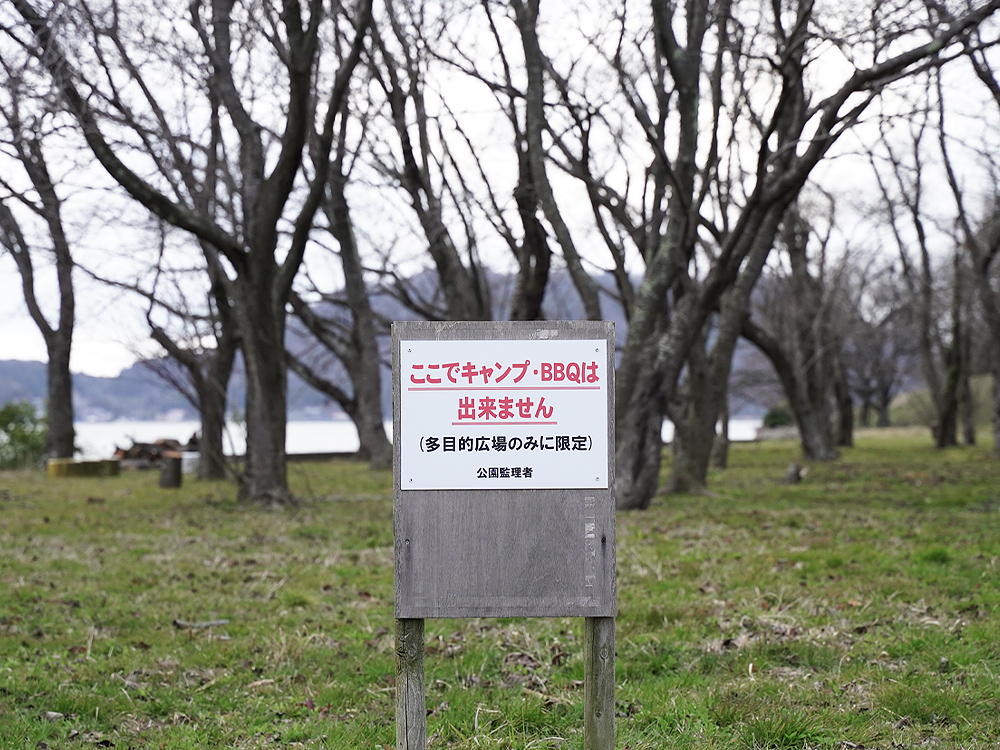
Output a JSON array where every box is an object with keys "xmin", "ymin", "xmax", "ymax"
[{"xmin": 1, "ymin": 429, "xmax": 999, "ymax": 748}]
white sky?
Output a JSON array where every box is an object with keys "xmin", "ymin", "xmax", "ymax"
[
  {"xmin": 0, "ymin": 250, "xmax": 155, "ymax": 377},
  {"xmin": 2, "ymin": 3, "xmax": 998, "ymax": 379}
]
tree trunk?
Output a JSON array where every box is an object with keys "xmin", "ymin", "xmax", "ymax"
[
  {"xmin": 0, "ymin": 147, "xmax": 76, "ymax": 460},
  {"xmin": 198, "ymin": 385, "xmax": 229, "ymax": 480},
  {"xmin": 785, "ymin": 217, "xmax": 840, "ymax": 455},
  {"xmin": 195, "ymin": 346, "xmax": 235, "ymax": 481},
  {"xmin": 611, "ymin": 0, "xmax": 710, "ymax": 509},
  {"xmin": 509, "ymin": 141, "xmax": 551, "ymax": 322},
  {"xmin": 936, "ymin": 327, "xmax": 961, "ymax": 449},
  {"xmin": 239, "ymin": 289, "xmax": 289, "ymax": 502},
  {"xmin": 666, "ymin": 337, "xmax": 714, "ymax": 494},
  {"xmin": 833, "ymin": 352, "xmax": 854, "ymax": 448},
  {"xmin": 934, "ymin": 348, "xmax": 959, "ymax": 448},
  {"xmin": 242, "ymin": 365, "xmax": 288, "ymax": 502},
  {"xmin": 969, "ymin": 232, "xmax": 1000, "ymax": 456},
  {"xmin": 859, "ymin": 400, "xmax": 872, "ymax": 428},
  {"xmin": 795, "ymin": 398, "xmax": 840, "ymax": 460},
  {"xmin": 993, "ymin": 351, "xmax": 1000, "ymax": 459},
  {"xmin": 354, "ymin": 398, "xmax": 391, "ymax": 469},
  {"xmin": 935, "ymin": 394, "xmax": 959, "ymax": 447},
  {"xmin": 667, "ymin": 206, "xmax": 782, "ymax": 493},
  {"xmin": 667, "ymin": 418, "xmax": 715, "ymax": 494},
  {"xmin": 615, "ymin": 346, "xmax": 667, "ymax": 511},
  {"xmin": 45, "ymin": 338, "xmax": 75, "ymax": 459},
  {"xmin": 960, "ymin": 366, "xmax": 976, "ymax": 446},
  {"xmin": 514, "ymin": 0, "xmax": 601, "ymax": 322},
  {"xmin": 877, "ymin": 383, "xmax": 893, "ymax": 427},
  {"xmin": 711, "ymin": 400, "xmax": 730, "ymax": 470}
]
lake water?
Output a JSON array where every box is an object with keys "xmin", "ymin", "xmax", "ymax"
[{"xmin": 74, "ymin": 418, "xmax": 763, "ymax": 459}]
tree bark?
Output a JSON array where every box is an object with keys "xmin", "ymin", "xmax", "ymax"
[
  {"xmin": 197, "ymin": 370, "xmax": 231, "ymax": 480},
  {"xmin": 666, "ymin": 335, "xmax": 713, "ymax": 495},
  {"xmin": 833, "ymin": 350, "xmax": 854, "ymax": 448},
  {"xmin": 711, "ymin": 399, "xmax": 730, "ymax": 470},
  {"xmin": 859, "ymin": 399, "xmax": 872, "ymax": 428},
  {"xmin": 45, "ymin": 335, "xmax": 75, "ymax": 459},
  {"xmin": 877, "ymin": 384, "xmax": 893, "ymax": 428},
  {"xmin": 982, "ymin": 280, "xmax": 1000, "ymax": 458},
  {"xmin": 615, "ymin": 339, "xmax": 668, "ymax": 511},
  {"xmin": 509, "ymin": 142, "xmax": 552, "ymax": 322},
  {"xmin": 238, "ymin": 280, "xmax": 289, "ymax": 502},
  {"xmin": 613, "ymin": 0, "xmax": 710, "ymax": 508},
  {"xmin": 935, "ymin": 265, "xmax": 963, "ymax": 449},
  {"xmin": 960, "ymin": 365, "xmax": 976, "ymax": 446},
  {"xmin": 674, "ymin": 204, "xmax": 788, "ymax": 492}
]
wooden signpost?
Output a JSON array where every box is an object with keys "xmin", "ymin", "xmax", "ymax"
[{"xmin": 392, "ymin": 320, "xmax": 616, "ymax": 749}]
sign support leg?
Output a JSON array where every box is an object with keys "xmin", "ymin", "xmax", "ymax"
[
  {"xmin": 584, "ymin": 616, "xmax": 615, "ymax": 750},
  {"xmin": 395, "ymin": 618, "xmax": 426, "ymax": 750}
]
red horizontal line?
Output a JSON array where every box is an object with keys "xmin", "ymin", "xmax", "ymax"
[
  {"xmin": 451, "ymin": 421, "xmax": 558, "ymax": 426},
  {"xmin": 408, "ymin": 385, "xmax": 600, "ymax": 391}
]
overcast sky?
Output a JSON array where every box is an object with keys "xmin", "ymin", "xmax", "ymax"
[
  {"xmin": 3, "ymin": 5, "xmax": 998, "ymax": 381},
  {"xmin": 1, "ymin": 250, "xmax": 149, "ymax": 377}
]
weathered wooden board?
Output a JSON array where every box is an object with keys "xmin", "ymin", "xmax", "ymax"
[
  {"xmin": 395, "ymin": 618, "xmax": 426, "ymax": 749},
  {"xmin": 584, "ymin": 617, "xmax": 616, "ymax": 749},
  {"xmin": 393, "ymin": 321, "xmax": 616, "ymax": 619}
]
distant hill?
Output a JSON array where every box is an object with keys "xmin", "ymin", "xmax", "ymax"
[{"xmin": 0, "ymin": 358, "xmax": 349, "ymax": 422}]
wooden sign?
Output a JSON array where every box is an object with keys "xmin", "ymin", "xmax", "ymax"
[
  {"xmin": 392, "ymin": 321, "xmax": 616, "ymax": 619},
  {"xmin": 392, "ymin": 320, "xmax": 617, "ymax": 750}
]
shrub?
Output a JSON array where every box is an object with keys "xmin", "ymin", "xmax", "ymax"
[
  {"xmin": 0, "ymin": 401, "xmax": 47, "ymax": 469},
  {"xmin": 762, "ymin": 404, "xmax": 794, "ymax": 428}
]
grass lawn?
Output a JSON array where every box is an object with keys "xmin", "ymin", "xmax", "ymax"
[{"xmin": 1, "ymin": 428, "xmax": 998, "ymax": 748}]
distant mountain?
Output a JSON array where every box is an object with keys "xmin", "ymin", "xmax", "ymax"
[{"xmin": 0, "ymin": 358, "xmax": 349, "ymax": 422}]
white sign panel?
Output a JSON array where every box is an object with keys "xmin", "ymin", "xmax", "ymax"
[{"xmin": 399, "ymin": 338, "xmax": 609, "ymax": 490}]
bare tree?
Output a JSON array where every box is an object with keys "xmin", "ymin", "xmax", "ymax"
[
  {"xmin": 510, "ymin": 0, "xmax": 602, "ymax": 321},
  {"xmin": 841, "ymin": 260, "xmax": 916, "ymax": 428},
  {"xmin": 538, "ymin": 0, "xmax": 1000, "ymax": 507},
  {"xmin": 283, "ymin": 81, "xmax": 394, "ymax": 471},
  {"xmin": 10, "ymin": 0, "xmax": 372, "ymax": 501},
  {"xmin": 932, "ymin": 27, "xmax": 1000, "ymax": 456},
  {"xmin": 361, "ymin": 0, "xmax": 591, "ymax": 324},
  {"xmin": 364, "ymin": 0, "xmax": 492, "ymax": 322},
  {"xmin": 869, "ymin": 84, "xmax": 973, "ymax": 449},
  {"xmin": 740, "ymin": 210, "xmax": 851, "ymax": 462},
  {"xmin": 0, "ymin": 53, "xmax": 77, "ymax": 459}
]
